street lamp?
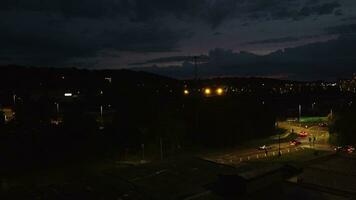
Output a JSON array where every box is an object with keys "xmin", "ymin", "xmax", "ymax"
[
  {"xmin": 204, "ymin": 88, "xmax": 211, "ymax": 95},
  {"xmin": 183, "ymin": 89, "xmax": 189, "ymax": 95},
  {"xmin": 55, "ymin": 102, "xmax": 59, "ymax": 114},
  {"xmin": 298, "ymin": 104, "xmax": 302, "ymax": 122},
  {"xmin": 100, "ymin": 105, "xmax": 103, "ymax": 118},
  {"xmin": 276, "ymin": 122, "xmax": 281, "ymax": 157},
  {"xmin": 13, "ymin": 94, "xmax": 16, "ymax": 105},
  {"xmin": 216, "ymin": 88, "xmax": 224, "ymax": 96}
]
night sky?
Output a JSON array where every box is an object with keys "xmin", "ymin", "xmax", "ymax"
[{"xmin": 1, "ymin": 0, "xmax": 356, "ymax": 80}]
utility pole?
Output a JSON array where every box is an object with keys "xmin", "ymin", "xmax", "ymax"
[
  {"xmin": 55, "ymin": 102, "xmax": 59, "ymax": 114},
  {"xmin": 160, "ymin": 137, "xmax": 163, "ymax": 161},
  {"xmin": 278, "ymin": 134, "xmax": 281, "ymax": 157},
  {"xmin": 192, "ymin": 56, "xmax": 200, "ymax": 145},
  {"xmin": 298, "ymin": 104, "xmax": 302, "ymax": 122},
  {"xmin": 193, "ymin": 56, "xmax": 198, "ymax": 84},
  {"xmin": 13, "ymin": 94, "xmax": 16, "ymax": 106},
  {"xmin": 141, "ymin": 143, "xmax": 145, "ymax": 161},
  {"xmin": 276, "ymin": 122, "xmax": 281, "ymax": 157}
]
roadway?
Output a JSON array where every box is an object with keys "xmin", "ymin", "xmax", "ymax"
[{"xmin": 203, "ymin": 121, "xmax": 332, "ymax": 164}]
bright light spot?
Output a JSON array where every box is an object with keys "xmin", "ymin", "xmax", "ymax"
[
  {"xmin": 64, "ymin": 93, "xmax": 72, "ymax": 97},
  {"xmin": 184, "ymin": 89, "xmax": 189, "ymax": 95},
  {"xmin": 216, "ymin": 88, "xmax": 224, "ymax": 95},
  {"xmin": 204, "ymin": 88, "xmax": 211, "ymax": 95}
]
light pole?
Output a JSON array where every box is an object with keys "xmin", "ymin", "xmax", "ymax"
[
  {"xmin": 276, "ymin": 122, "xmax": 281, "ymax": 157},
  {"xmin": 160, "ymin": 137, "xmax": 163, "ymax": 161},
  {"xmin": 100, "ymin": 105, "xmax": 103, "ymax": 118},
  {"xmin": 55, "ymin": 102, "xmax": 59, "ymax": 114},
  {"xmin": 298, "ymin": 104, "xmax": 302, "ymax": 123},
  {"xmin": 141, "ymin": 143, "xmax": 145, "ymax": 161},
  {"xmin": 13, "ymin": 94, "xmax": 16, "ymax": 106}
]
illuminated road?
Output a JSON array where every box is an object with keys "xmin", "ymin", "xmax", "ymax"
[{"xmin": 203, "ymin": 121, "xmax": 332, "ymax": 164}]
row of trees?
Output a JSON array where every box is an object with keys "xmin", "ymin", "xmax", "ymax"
[
  {"xmin": 0, "ymin": 94, "xmax": 276, "ymax": 173},
  {"xmin": 329, "ymin": 100, "xmax": 356, "ymax": 145}
]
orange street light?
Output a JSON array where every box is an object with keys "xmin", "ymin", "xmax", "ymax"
[
  {"xmin": 216, "ymin": 88, "xmax": 224, "ymax": 95},
  {"xmin": 204, "ymin": 88, "xmax": 211, "ymax": 95}
]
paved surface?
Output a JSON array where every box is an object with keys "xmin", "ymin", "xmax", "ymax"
[{"xmin": 203, "ymin": 121, "xmax": 332, "ymax": 165}]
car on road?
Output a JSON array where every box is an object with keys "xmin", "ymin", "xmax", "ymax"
[
  {"xmin": 334, "ymin": 145, "xmax": 355, "ymax": 153},
  {"xmin": 298, "ymin": 131, "xmax": 308, "ymax": 137},
  {"xmin": 290, "ymin": 139, "xmax": 302, "ymax": 146},
  {"xmin": 318, "ymin": 122, "xmax": 328, "ymax": 127},
  {"xmin": 257, "ymin": 145, "xmax": 272, "ymax": 150}
]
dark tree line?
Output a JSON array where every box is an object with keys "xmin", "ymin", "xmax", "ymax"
[
  {"xmin": 329, "ymin": 99, "xmax": 356, "ymax": 145},
  {"xmin": 0, "ymin": 93, "xmax": 276, "ymax": 174}
]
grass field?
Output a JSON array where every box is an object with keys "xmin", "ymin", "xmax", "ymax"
[{"xmin": 299, "ymin": 116, "xmax": 328, "ymax": 123}]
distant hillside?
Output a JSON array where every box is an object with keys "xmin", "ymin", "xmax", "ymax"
[{"xmin": 0, "ymin": 65, "xmax": 179, "ymax": 91}]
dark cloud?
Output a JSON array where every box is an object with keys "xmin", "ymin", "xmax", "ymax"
[
  {"xmin": 130, "ymin": 55, "xmax": 210, "ymax": 66},
  {"xmin": 246, "ymin": 23, "xmax": 356, "ymax": 47},
  {"xmin": 0, "ymin": 0, "xmax": 348, "ymax": 68},
  {"xmin": 340, "ymin": 16, "xmax": 356, "ymax": 21},
  {"xmin": 318, "ymin": 1, "xmax": 341, "ymax": 14},
  {"xmin": 0, "ymin": 10, "xmax": 191, "ymax": 66},
  {"xmin": 137, "ymin": 36, "xmax": 356, "ymax": 80},
  {"xmin": 1, "ymin": 1, "xmax": 343, "ymax": 28},
  {"xmin": 325, "ymin": 23, "xmax": 356, "ymax": 35},
  {"xmin": 244, "ymin": 35, "xmax": 321, "ymax": 45},
  {"xmin": 130, "ymin": 56, "xmax": 193, "ymax": 66},
  {"xmin": 334, "ymin": 9, "xmax": 343, "ymax": 16},
  {"xmin": 300, "ymin": 1, "xmax": 341, "ymax": 16},
  {"xmin": 242, "ymin": 0, "xmax": 341, "ymax": 21}
]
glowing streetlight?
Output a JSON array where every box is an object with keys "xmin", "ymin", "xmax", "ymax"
[
  {"xmin": 183, "ymin": 89, "xmax": 189, "ymax": 95},
  {"xmin": 204, "ymin": 88, "xmax": 211, "ymax": 95},
  {"xmin": 216, "ymin": 88, "xmax": 224, "ymax": 95}
]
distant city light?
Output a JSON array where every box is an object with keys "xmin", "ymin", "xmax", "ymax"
[
  {"xmin": 184, "ymin": 89, "xmax": 189, "ymax": 95},
  {"xmin": 64, "ymin": 93, "xmax": 72, "ymax": 97}
]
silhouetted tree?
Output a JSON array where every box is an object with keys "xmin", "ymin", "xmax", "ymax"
[
  {"xmin": 329, "ymin": 103, "xmax": 356, "ymax": 145},
  {"xmin": 0, "ymin": 111, "xmax": 5, "ymax": 127}
]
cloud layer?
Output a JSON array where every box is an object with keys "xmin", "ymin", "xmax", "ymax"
[
  {"xmin": 136, "ymin": 34, "xmax": 356, "ymax": 81},
  {"xmin": 0, "ymin": 0, "xmax": 354, "ymax": 80}
]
